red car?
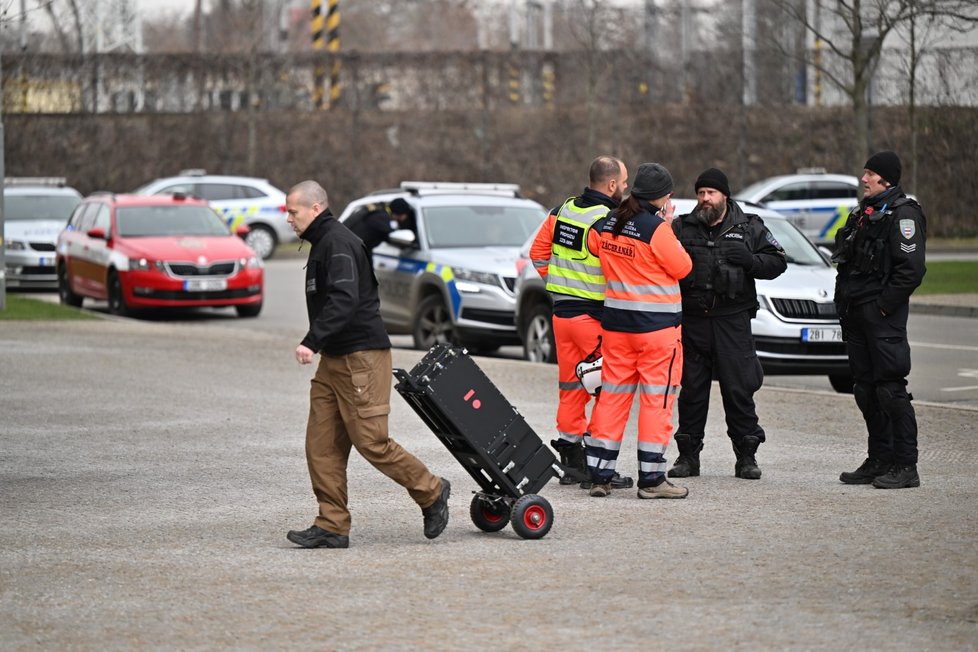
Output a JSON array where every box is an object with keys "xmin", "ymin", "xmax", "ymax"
[{"xmin": 56, "ymin": 193, "xmax": 264, "ymax": 317}]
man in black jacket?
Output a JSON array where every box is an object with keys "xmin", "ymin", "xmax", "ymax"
[
  {"xmin": 668, "ymin": 168, "xmax": 787, "ymax": 480},
  {"xmin": 834, "ymin": 151, "xmax": 926, "ymax": 489},
  {"xmin": 283, "ymin": 180, "xmax": 450, "ymax": 548},
  {"xmin": 343, "ymin": 197, "xmax": 416, "ymax": 262}
]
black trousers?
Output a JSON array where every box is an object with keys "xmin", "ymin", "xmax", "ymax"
[
  {"xmin": 676, "ymin": 311, "xmax": 765, "ymax": 444},
  {"xmin": 844, "ymin": 300, "xmax": 918, "ymax": 465}
]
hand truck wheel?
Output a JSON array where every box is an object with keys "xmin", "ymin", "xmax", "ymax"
[
  {"xmin": 510, "ymin": 494, "xmax": 553, "ymax": 539},
  {"xmin": 469, "ymin": 494, "xmax": 511, "ymax": 533}
]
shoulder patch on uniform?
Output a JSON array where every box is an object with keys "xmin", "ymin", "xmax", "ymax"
[
  {"xmin": 765, "ymin": 231, "xmax": 781, "ymax": 249},
  {"xmin": 899, "ymin": 219, "xmax": 916, "ymax": 240}
]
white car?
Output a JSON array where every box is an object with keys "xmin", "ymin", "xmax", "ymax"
[
  {"xmin": 3, "ymin": 178, "xmax": 83, "ymax": 289},
  {"xmin": 514, "ymin": 200, "xmax": 853, "ymax": 393},
  {"xmin": 133, "ymin": 171, "xmax": 295, "ymax": 259},
  {"xmin": 337, "ymin": 182, "xmax": 547, "ymax": 352},
  {"xmin": 734, "ymin": 170, "xmax": 859, "ymax": 244}
]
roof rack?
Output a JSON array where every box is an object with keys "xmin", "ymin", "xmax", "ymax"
[
  {"xmin": 4, "ymin": 176, "xmax": 68, "ymax": 187},
  {"xmin": 796, "ymin": 167, "xmax": 827, "ymax": 174},
  {"xmin": 400, "ymin": 181, "xmax": 522, "ymax": 197}
]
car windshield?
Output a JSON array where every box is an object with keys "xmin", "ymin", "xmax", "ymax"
[
  {"xmin": 764, "ymin": 217, "xmax": 827, "ymax": 266},
  {"xmin": 421, "ymin": 205, "xmax": 545, "ymax": 248},
  {"xmin": 734, "ymin": 179, "xmax": 776, "ymax": 199},
  {"xmin": 116, "ymin": 206, "xmax": 230, "ymax": 237},
  {"xmin": 4, "ymin": 195, "xmax": 81, "ymax": 221}
]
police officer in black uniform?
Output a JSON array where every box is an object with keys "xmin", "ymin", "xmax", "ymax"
[
  {"xmin": 668, "ymin": 168, "xmax": 787, "ymax": 480},
  {"xmin": 834, "ymin": 151, "xmax": 926, "ymax": 489},
  {"xmin": 343, "ymin": 197, "xmax": 416, "ymax": 262}
]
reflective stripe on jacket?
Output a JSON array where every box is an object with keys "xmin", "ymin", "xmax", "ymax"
[
  {"xmin": 589, "ymin": 207, "xmax": 692, "ymax": 333},
  {"xmin": 542, "ymin": 198, "xmax": 608, "ymax": 300}
]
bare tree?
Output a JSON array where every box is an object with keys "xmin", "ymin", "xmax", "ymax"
[{"xmin": 766, "ymin": 0, "xmax": 978, "ymax": 172}]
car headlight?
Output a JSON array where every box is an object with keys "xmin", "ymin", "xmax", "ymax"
[
  {"xmin": 452, "ymin": 267, "xmax": 499, "ymax": 286},
  {"xmin": 5, "ymin": 240, "xmax": 27, "ymax": 250},
  {"xmin": 129, "ymin": 258, "xmax": 166, "ymax": 272},
  {"xmin": 756, "ymin": 294, "xmax": 772, "ymax": 312},
  {"xmin": 239, "ymin": 256, "xmax": 262, "ymax": 269}
]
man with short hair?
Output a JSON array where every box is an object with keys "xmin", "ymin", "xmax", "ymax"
[
  {"xmin": 834, "ymin": 151, "xmax": 926, "ymax": 489},
  {"xmin": 284, "ymin": 180, "xmax": 450, "ymax": 548},
  {"xmin": 529, "ymin": 155, "xmax": 634, "ymax": 489},
  {"xmin": 669, "ymin": 168, "xmax": 787, "ymax": 480}
]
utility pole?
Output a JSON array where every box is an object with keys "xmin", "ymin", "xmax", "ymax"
[{"xmin": 1, "ymin": 29, "xmax": 7, "ymax": 310}]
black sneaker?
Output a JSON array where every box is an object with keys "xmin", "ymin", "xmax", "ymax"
[
  {"xmin": 840, "ymin": 458, "xmax": 890, "ymax": 485},
  {"xmin": 580, "ymin": 472, "xmax": 634, "ymax": 490},
  {"xmin": 422, "ymin": 477, "xmax": 451, "ymax": 539},
  {"xmin": 286, "ymin": 525, "xmax": 350, "ymax": 549},
  {"xmin": 872, "ymin": 464, "xmax": 920, "ymax": 489}
]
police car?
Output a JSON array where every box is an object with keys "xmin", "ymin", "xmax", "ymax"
[
  {"xmin": 3, "ymin": 178, "xmax": 83, "ymax": 289},
  {"xmin": 734, "ymin": 169, "xmax": 859, "ymax": 244},
  {"xmin": 337, "ymin": 182, "xmax": 547, "ymax": 352},
  {"xmin": 133, "ymin": 171, "xmax": 294, "ymax": 259},
  {"xmin": 514, "ymin": 200, "xmax": 854, "ymax": 393}
]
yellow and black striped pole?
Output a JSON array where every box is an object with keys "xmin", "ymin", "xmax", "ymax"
[
  {"xmin": 327, "ymin": 0, "xmax": 341, "ymax": 108},
  {"xmin": 310, "ymin": 0, "xmax": 326, "ymax": 109}
]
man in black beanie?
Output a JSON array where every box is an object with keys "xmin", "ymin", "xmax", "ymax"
[
  {"xmin": 668, "ymin": 167, "xmax": 787, "ymax": 481},
  {"xmin": 343, "ymin": 196, "xmax": 416, "ymax": 263},
  {"xmin": 833, "ymin": 150, "xmax": 926, "ymax": 489}
]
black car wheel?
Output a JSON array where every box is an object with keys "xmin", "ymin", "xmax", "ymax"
[
  {"xmin": 522, "ymin": 302, "xmax": 556, "ymax": 363},
  {"xmin": 107, "ymin": 271, "xmax": 130, "ymax": 317},
  {"xmin": 57, "ymin": 264, "xmax": 83, "ymax": 308},
  {"xmin": 412, "ymin": 294, "xmax": 455, "ymax": 350}
]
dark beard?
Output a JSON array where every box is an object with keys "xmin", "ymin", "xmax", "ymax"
[{"xmin": 692, "ymin": 203, "xmax": 722, "ymax": 226}]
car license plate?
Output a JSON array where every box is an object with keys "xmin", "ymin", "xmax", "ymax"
[
  {"xmin": 184, "ymin": 278, "xmax": 227, "ymax": 292},
  {"xmin": 38, "ymin": 257, "xmax": 49, "ymax": 267},
  {"xmin": 802, "ymin": 327, "xmax": 843, "ymax": 342}
]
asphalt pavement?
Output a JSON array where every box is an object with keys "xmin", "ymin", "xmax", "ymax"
[{"xmin": 2, "ymin": 319, "xmax": 976, "ymax": 650}]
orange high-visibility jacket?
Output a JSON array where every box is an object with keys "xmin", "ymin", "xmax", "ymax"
[{"xmin": 589, "ymin": 207, "xmax": 692, "ymax": 333}]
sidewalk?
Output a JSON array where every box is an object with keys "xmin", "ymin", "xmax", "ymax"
[{"xmin": 910, "ymin": 292, "xmax": 978, "ymax": 319}]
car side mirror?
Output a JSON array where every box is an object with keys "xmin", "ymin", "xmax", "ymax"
[
  {"xmin": 817, "ymin": 245, "xmax": 833, "ymax": 263},
  {"xmin": 87, "ymin": 227, "xmax": 109, "ymax": 240},
  {"xmin": 388, "ymin": 229, "xmax": 417, "ymax": 249},
  {"xmin": 235, "ymin": 224, "xmax": 251, "ymax": 238}
]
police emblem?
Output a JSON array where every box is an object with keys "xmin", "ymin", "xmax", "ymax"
[{"xmin": 899, "ymin": 219, "xmax": 916, "ymax": 239}]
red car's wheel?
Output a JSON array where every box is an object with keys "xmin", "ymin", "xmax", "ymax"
[
  {"xmin": 510, "ymin": 494, "xmax": 553, "ymax": 539},
  {"xmin": 469, "ymin": 495, "xmax": 510, "ymax": 533}
]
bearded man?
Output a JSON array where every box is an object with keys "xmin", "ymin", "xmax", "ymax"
[{"xmin": 668, "ymin": 168, "xmax": 787, "ymax": 480}]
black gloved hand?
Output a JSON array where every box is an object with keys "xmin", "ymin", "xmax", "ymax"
[{"xmin": 724, "ymin": 242, "xmax": 754, "ymax": 269}]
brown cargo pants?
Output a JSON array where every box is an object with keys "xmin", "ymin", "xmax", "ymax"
[{"xmin": 305, "ymin": 348, "xmax": 442, "ymax": 536}]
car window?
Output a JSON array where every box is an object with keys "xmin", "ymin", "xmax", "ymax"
[
  {"xmin": 764, "ymin": 182, "xmax": 810, "ymax": 202},
  {"xmin": 763, "ymin": 218, "xmax": 826, "ymax": 266},
  {"xmin": 812, "ymin": 181, "xmax": 857, "ymax": 199},
  {"xmin": 195, "ymin": 183, "xmax": 266, "ymax": 200},
  {"xmin": 71, "ymin": 203, "xmax": 99, "ymax": 232},
  {"xmin": 116, "ymin": 205, "xmax": 232, "ymax": 237},
  {"xmin": 155, "ymin": 183, "xmax": 197, "ymax": 195},
  {"xmin": 3, "ymin": 194, "xmax": 81, "ymax": 221},
  {"xmin": 92, "ymin": 204, "xmax": 112, "ymax": 232},
  {"xmin": 421, "ymin": 205, "xmax": 544, "ymax": 248}
]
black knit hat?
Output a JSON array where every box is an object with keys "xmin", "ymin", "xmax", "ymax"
[
  {"xmin": 630, "ymin": 162, "xmax": 673, "ymax": 200},
  {"xmin": 864, "ymin": 150, "xmax": 902, "ymax": 187},
  {"xmin": 695, "ymin": 168, "xmax": 731, "ymax": 197},
  {"xmin": 388, "ymin": 197, "xmax": 413, "ymax": 215}
]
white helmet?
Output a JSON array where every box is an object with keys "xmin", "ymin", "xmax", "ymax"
[{"xmin": 575, "ymin": 356, "xmax": 603, "ymax": 396}]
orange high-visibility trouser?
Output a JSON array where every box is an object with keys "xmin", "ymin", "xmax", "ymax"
[
  {"xmin": 552, "ymin": 313, "xmax": 603, "ymax": 445},
  {"xmin": 586, "ymin": 326, "xmax": 683, "ymax": 487}
]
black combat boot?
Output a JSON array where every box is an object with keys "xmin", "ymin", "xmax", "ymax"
[
  {"xmin": 668, "ymin": 433, "xmax": 702, "ymax": 478},
  {"xmin": 732, "ymin": 435, "xmax": 762, "ymax": 480},
  {"xmin": 871, "ymin": 464, "xmax": 920, "ymax": 489},
  {"xmin": 551, "ymin": 439, "xmax": 587, "ymax": 485},
  {"xmin": 839, "ymin": 458, "xmax": 891, "ymax": 485}
]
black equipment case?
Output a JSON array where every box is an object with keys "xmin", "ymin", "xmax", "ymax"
[{"xmin": 394, "ymin": 344, "xmax": 579, "ymax": 539}]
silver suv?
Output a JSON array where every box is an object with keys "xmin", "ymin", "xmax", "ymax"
[
  {"xmin": 337, "ymin": 182, "xmax": 546, "ymax": 352},
  {"xmin": 133, "ymin": 170, "xmax": 295, "ymax": 259},
  {"xmin": 514, "ymin": 200, "xmax": 854, "ymax": 392}
]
